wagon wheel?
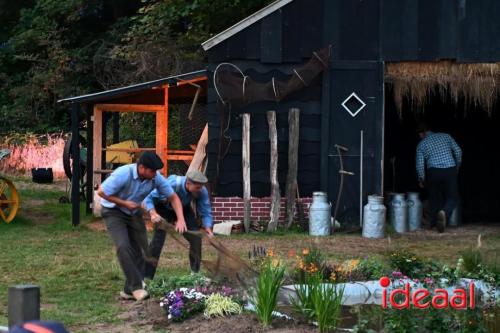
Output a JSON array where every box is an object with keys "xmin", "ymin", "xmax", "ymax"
[{"xmin": 0, "ymin": 177, "xmax": 20, "ymax": 223}]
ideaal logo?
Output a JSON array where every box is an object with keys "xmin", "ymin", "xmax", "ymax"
[{"xmin": 379, "ymin": 276, "xmax": 475, "ymax": 309}]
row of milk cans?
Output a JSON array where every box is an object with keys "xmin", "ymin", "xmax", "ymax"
[{"xmin": 362, "ymin": 192, "xmax": 422, "ymax": 238}]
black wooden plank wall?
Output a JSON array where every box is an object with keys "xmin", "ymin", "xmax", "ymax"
[
  {"xmin": 206, "ymin": 64, "xmax": 324, "ymax": 197},
  {"xmin": 208, "ymin": 0, "xmax": 323, "ymax": 63}
]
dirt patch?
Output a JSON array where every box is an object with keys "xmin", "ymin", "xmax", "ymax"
[{"xmin": 75, "ymin": 298, "xmax": 315, "ymax": 333}]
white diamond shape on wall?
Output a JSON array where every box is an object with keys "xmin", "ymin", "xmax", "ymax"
[{"xmin": 341, "ymin": 92, "xmax": 366, "ymax": 117}]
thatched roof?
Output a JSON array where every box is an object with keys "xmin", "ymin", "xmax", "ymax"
[{"xmin": 385, "ymin": 61, "xmax": 500, "ymax": 113}]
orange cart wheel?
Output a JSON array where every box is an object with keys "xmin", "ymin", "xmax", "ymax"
[{"xmin": 0, "ymin": 176, "xmax": 20, "ymax": 223}]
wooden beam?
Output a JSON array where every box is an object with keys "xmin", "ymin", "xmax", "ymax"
[
  {"xmin": 242, "ymin": 113, "xmax": 251, "ymax": 232},
  {"xmin": 92, "ymin": 107, "xmax": 103, "ymax": 188},
  {"xmin": 71, "ymin": 103, "xmax": 81, "ymax": 227},
  {"xmin": 94, "ymin": 104, "xmax": 164, "ymax": 112},
  {"xmin": 85, "ymin": 104, "xmax": 93, "ymax": 215},
  {"xmin": 187, "ymin": 124, "xmax": 208, "ymax": 174},
  {"xmin": 156, "ymin": 87, "xmax": 168, "ymax": 175},
  {"xmin": 267, "ymin": 111, "xmax": 280, "ymax": 232},
  {"xmin": 286, "ymin": 108, "xmax": 300, "ymax": 229}
]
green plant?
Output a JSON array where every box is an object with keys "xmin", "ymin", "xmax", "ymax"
[
  {"xmin": 203, "ymin": 293, "xmax": 242, "ymax": 318},
  {"xmin": 147, "ymin": 273, "xmax": 208, "ymax": 297},
  {"xmin": 294, "ymin": 246, "xmax": 327, "ymax": 282},
  {"xmin": 252, "ymin": 258, "xmax": 286, "ymax": 327},
  {"xmin": 388, "ymin": 249, "xmax": 424, "ymax": 278},
  {"xmin": 460, "ymin": 248, "xmax": 483, "ymax": 273},
  {"xmin": 357, "ymin": 256, "xmax": 389, "ymax": 280},
  {"xmin": 291, "ymin": 272, "xmax": 344, "ymax": 333}
]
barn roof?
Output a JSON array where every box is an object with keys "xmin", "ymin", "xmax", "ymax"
[
  {"xmin": 58, "ymin": 69, "xmax": 206, "ymax": 104},
  {"xmin": 201, "ymin": 0, "xmax": 294, "ymax": 51}
]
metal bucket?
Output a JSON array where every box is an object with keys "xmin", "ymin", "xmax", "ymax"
[
  {"xmin": 390, "ymin": 193, "xmax": 408, "ymax": 233},
  {"xmin": 407, "ymin": 192, "xmax": 422, "ymax": 231},
  {"xmin": 309, "ymin": 191, "xmax": 331, "ymax": 236},
  {"xmin": 362, "ymin": 195, "xmax": 386, "ymax": 238}
]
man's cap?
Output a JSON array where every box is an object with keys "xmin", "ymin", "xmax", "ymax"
[
  {"xmin": 186, "ymin": 170, "xmax": 208, "ymax": 184},
  {"xmin": 138, "ymin": 151, "xmax": 164, "ymax": 170}
]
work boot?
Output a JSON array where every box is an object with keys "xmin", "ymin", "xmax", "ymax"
[
  {"xmin": 132, "ymin": 289, "xmax": 149, "ymax": 301},
  {"xmin": 436, "ymin": 210, "xmax": 446, "ymax": 233},
  {"xmin": 119, "ymin": 291, "xmax": 134, "ymax": 300}
]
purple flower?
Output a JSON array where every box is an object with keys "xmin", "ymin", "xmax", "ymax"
[{"xmin": 392, "ymin": 271, "xmax": 403, "ymax": 278}]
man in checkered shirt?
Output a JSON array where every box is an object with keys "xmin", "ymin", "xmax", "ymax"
[{"xmin": 416, "ymin": 123, "xmax": 462, "ymax": 232}]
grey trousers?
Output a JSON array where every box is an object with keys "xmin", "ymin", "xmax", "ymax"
[
  {"xmin": 144, "ymin": 204, "xmax": 202, "ymax": 279},
  {"xmin": 102, "ymin": 207, "xmax": 148, "ymax": 293}
]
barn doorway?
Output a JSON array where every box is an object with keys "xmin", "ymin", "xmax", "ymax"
[{"xmin": 384, "ymin": 85, "xmax": 500, "ymax": 223}]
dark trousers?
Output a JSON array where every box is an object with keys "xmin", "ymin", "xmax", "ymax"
[
  {"xmin": 144, "ymin": 204, "xmax": 201, "ymax": 279},
  {"xmin": 102, "ymin": 207, "xmax": 148, "ymax": 293},
  {"xmin": 426, "ymin": 167, "xmax": 459, "ymax": 226}
]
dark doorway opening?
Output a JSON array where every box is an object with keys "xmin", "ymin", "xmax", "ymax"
[{"xmin": 384, "ymin": 84, "xmax": 500, "ymax": 223}]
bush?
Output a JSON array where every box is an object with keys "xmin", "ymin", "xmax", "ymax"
[
  {"xmin": 388, "ymin": 249, "xmax": 424, "ymax": 278},
  {"xmin": 357, "ymin": 256, "xmax": 389, "ymax": 280},
  {"xmin": 294, "ymin": 247, "xmax": 327, "ymax": 282},
  {"xmin": 147, "ymin": 273, "xmax": 208, "ymax": 297},
  {"xmin": 252, "ymin": 258, "xmax": 286, "ymax": 327},
  {"xmin": 460, "ymin": 248, "xmax": 483, "ymax": 274}
]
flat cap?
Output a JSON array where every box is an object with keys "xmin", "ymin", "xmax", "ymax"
[
  {"xmin": 186, "ymin": 170, "xmax": 208, "ymax": 184},
  {"xmin": 138, "ymin": 151, "xmax": 164, "ymax": 170}
]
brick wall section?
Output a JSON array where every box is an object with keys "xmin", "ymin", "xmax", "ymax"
[{"xmin": 211, "ymin": 197, "xmax": 312, "ymax": 223}]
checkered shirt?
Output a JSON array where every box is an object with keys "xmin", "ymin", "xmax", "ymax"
[{"xmin": 416, "ymin": 132, "xmax": 462, "ymax": 181}]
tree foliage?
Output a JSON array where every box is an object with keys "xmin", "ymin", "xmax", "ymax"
[{"xmin": 0, "ymin": 0, "xmax": 271, "ymax": 134}]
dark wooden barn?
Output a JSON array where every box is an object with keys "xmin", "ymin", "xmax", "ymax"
[{"xmin": 203, "ymin": 0, "xmax": 500, "ymax": 225}]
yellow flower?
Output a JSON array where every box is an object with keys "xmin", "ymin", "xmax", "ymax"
[
  {"xmin": 272, "ymin": 259, "xmax": 280, "ymax": 267},
  {"xmin": 302, "ymin": 248, "xmax": 310, "ymax": 255},
  {"xmin": 267, "ymin": 248, "xmax": 275, "ymax": 257}
]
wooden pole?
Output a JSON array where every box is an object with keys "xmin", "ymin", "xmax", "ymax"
[
  {"xmin": 71, "ymin": 103, "xmax": 81, "ymax": 227},
  {"xmin": 267, "ymin": 111, "xmax": 280, "ymax": 232},
  {"xmin": 242, "ymin": 113, "xmax": 251, "ymax": 232},
  {"xmin": 85, "ymin": 104, "xmax": 93, "ymax": 215},
  {"xmin": 286, "ymin": 108, "xmax": 300, "ymax": 229},
  {"xmin": 187, "ymin": 124, "xmax": 208, "ymax": 174}
]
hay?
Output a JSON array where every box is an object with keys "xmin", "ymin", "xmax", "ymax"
[{"xmin": 385, "ymin": 61, "xmax": 500, "ymax": 114}]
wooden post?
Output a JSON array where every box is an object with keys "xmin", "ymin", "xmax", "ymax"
[
  {"xmin": 242, "ymin": 113, "xmax": 251, "ymax": 232},
  {"xmin": 286, "ymin": 108, "xmax": 300, "ymax": 229},
  {"xmin": 85, "ymin": 104, "xmax": 94, "ymax": 215},
  {"xmin": 267, "ymin": 111, "xmax": 280, "ymax": 232},
  {"xmin": 8, "ymin": 285, "xmax": 40, "ymax": 328},
  {"xmin": 71, "ymin": 103, "xmax": 81, "ymax": 227},
  {"xmin": 92, "ymin": 106, "xmax": 103, "ymax": 188},
  {"xmin": 156, "ymin": 87, "xmax": 169, "ymax": 175}
]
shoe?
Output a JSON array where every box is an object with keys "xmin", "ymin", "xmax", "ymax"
[
  {"xmin": 119, "ymin": 291, "xmax": 134, "ymax": 300},
  {"xmin": 436, "ymin": 210, "xmax": 446, "ymax": 233},
  {"xmin": 132, "ymin": 289, "xmax": 149, "ymax": 301}
]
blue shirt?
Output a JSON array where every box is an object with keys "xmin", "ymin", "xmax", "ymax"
[
  {"xmin": 143, "ymin": 175, "xmax": 213, "ymax": 228},
  {"xmin": 100, "ymin": 164, "xmax": 174, "ymax": 215},
  {"xmin": 416, "ymin": 132, "xmax": 462, "ymax": 181}
]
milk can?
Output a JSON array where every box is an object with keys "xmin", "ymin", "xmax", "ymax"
[
  {"xmin": 309, "ymin": 192, "xmax": 331, "ymax": 236},
  {"xmin": 362, "ymin": 195, "xmax": 386, "ymax": 238},
  {"xmin": 390, "ymin": 193, "xmax": 408, "ymax": 233},
  {"xmin": 406, "ymin": 192, "xmax": 422, "ymax": 231}
]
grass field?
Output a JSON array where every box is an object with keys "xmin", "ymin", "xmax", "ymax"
[{"xmin": 0, "ymin": 178, "xmax": 499, "ymax": 332}]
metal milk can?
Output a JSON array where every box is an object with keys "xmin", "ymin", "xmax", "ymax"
[
  {"xmin": 390, "ymin": 193, "xmax": 408, "ymax": 233},
  {"xmin": 309, "ymin": 191, "xmax": 331, "ymax": 236},
  {"xmin": 406, "ymin": 192, "xmax": 422, "ymax": 231},
  {"xmin": 362, "ymin": 195, "xmax": 386, "ymax": 238}
]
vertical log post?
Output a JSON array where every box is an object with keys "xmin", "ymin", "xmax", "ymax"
[
  {"xmin": 242, "ymin": 113, "xmax": 251, "ymax": 232},
  {"xmin": 286, "ymin": 108, "xmax": 300, "ymax": 229},
  {"xmin": 70, "ymin": 103, "xmax": 81, "ymax": 226},
  {"xmin": 8, "ymin": 285, "xmax": 40, "ymax": 328},
  {"xmin": 267, "ymin": 111, "xmax": 280, "ymax": 232}
]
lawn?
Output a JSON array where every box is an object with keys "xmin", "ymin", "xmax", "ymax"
[{"xmin": 0, "ymin": 179, "xmax": 499, "ymax": 332}]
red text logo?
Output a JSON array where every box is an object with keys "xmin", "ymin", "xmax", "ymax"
[{"xmin": 379, "ymin": 276, "xmax": 475, "ymax": 309}]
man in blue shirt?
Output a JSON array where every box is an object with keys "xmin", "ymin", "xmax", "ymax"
[
  {"xmin": 142, "ymin": 170, "xmax": 213, "ymax": 278},
  {"xmin": 97, "ymin": 152, "xmax": 186, "ymax": 301},
  {"xmin": 416, "ymin": 123, "xmax": 462, "ymax": 233}
]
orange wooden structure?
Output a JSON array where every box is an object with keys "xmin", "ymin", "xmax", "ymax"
[{"xmin": 59, "ymin": 70, "xmax": 207, "ymax": 226}]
